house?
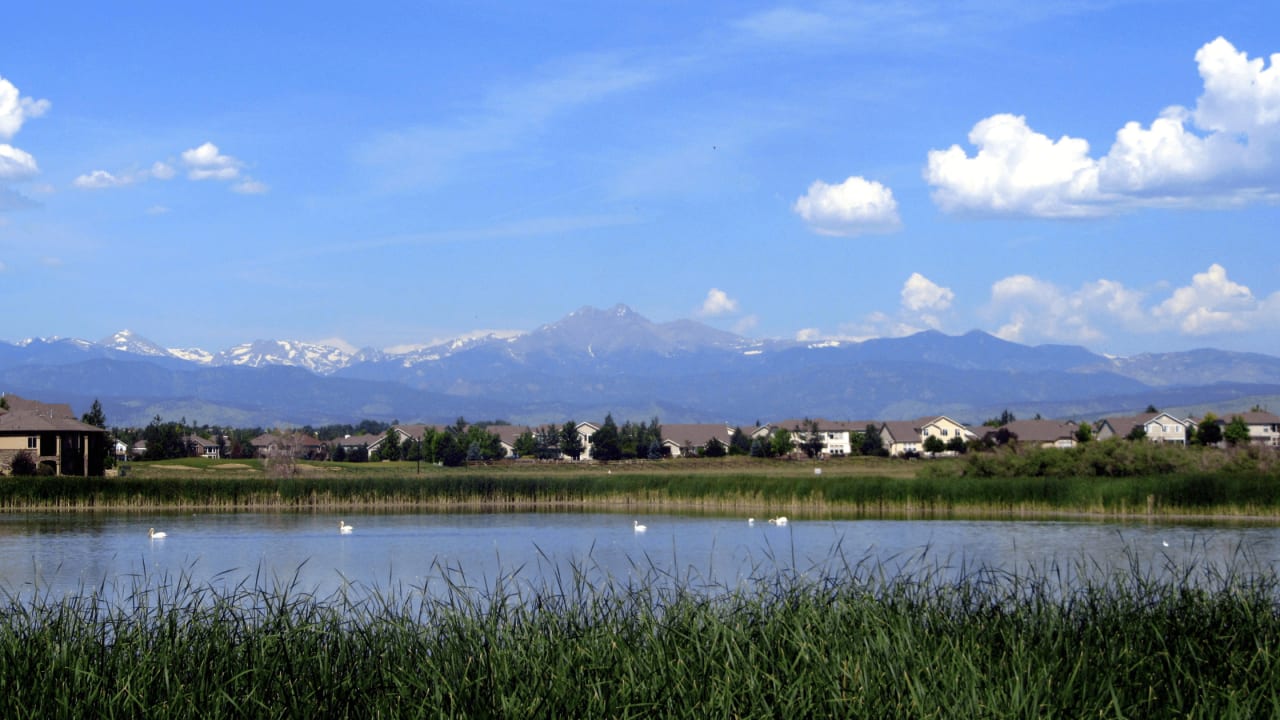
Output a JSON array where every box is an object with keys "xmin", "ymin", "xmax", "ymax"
[
  {"xmin": 880, "ymin": 416, "xmax": 976, "ymax": 456},
  {"xmin": 1216, "ymin": 410, "xmax": 1280, "ymax": 446},
  {"xmin": 773, "ymin": 419, "xmax": 880, "ymax": 457},
  {"xmin": 334, "ymin": 433, "xmax": 381, "ymax": 459},
  {"xmin": 0, "ymin": 394, "xmax": 109, "ymax": 476},
  {"xmin": 660, "ymin": 424, "xmax": 735, "ymax": 457},
  {"xmin": 184, "ymin": 434, "xmax": 222, "ymax": 459},
  {"xmin": 365, "ymin": 424, "xmax": 446, "ymax": 458},
  {"xmin": 250, "ymin": 431, "xmax": 326, "ymax": 460},
  {"xmin": 1095, "ymin": 412, "xmax": 1194, "ymax": 444},
  {"xmin": 983, "ymin": 419, "xmax": 1079, "ymax": 449}
]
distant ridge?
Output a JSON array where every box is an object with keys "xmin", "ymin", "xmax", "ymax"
[{"xmin": 3, "ymin": 305, "xmax": 1279, "ymax": 427}]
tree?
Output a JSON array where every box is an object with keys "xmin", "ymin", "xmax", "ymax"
[
  {"xmin": 860, "ymin": 424, "xmax": 886, "ymax": 456},
  {"xmin": 703, "ymin": 437, "xmax": 727, "ymax": 458},
  {"xmin": 984, "ymin": 409, "xmax": 1016, "ymax": 427},
  {"xmin": 513, "ymin": 430, "xmax": 538, "ymax": 458},
  {"xmin": 749, "ymin": 437, "xmax": 766, "ymax": 458},
  {"xmin": 945, "ymin": 436, "xmax": 968, "ymax": 454},
  {"xmin": 379, "ymin": 428, "xmax": 402, "ymax": 461},
  {"xmin": 331, "ymin": 443, "xmax": 348, "ymax": 462},
  {"xmin": 728, "ymin": 427, "xmax": 751, "ymax": 456},
  {"xmin": 1074, "ymin": 423, "xmax": 1093, "ymax": 443},
  {"xmin": 81, "ymin": 398, "xmax": 106, "ymax": 428},
  {"xmin": 1197, "ymin": 414, "xmax": 1223, "ymax": 446},
  {"xmin": 559, "ymin": 421, "xmax": 583, "ymax": 461},
  {"xmin": 1145, "ymin": 404, "xmax": 1159, "ymax": 413},
  {"xmin": 1224, "ymin": 416, "xmax": 1251, "ymax": 446},
  {"xmin": 591, "ymin": 414, "xmax": 622, "ymax": 463},
  {"xmin": 1126, "ymin": 425, "xmax": 1148, "ymax": 442},
  {"xmin": 770, "ymin": 428, "xmax": 793, "ymax": 458},
  {"xmin": 923, "ymin": 435, "xmax": 946, "ymax": 456},
  {"xmin": 796, "ymin": 419, "xmax": 825, "ymax": 459}
]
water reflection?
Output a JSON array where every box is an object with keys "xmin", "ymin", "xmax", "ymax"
[{"xmin": 1, "ymin": 511, "xmax": 1278, "ymax": 605}]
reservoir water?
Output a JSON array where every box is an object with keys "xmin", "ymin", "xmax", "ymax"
[{"xmin": 3, "ymin": 511, "xmax": 1279, "ymax": 603}]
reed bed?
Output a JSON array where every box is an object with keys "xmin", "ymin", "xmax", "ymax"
[
  {"xmin": 2, "ymin": 548, "xmax": 1279, "ymax": 718},
  {"xmin": 4, "ymin": 462, "xmax": 1280, "ymax": 519}
]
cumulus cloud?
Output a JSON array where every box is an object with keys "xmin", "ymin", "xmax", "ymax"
[
  {"xmin": 927, "ymin": 37, "xmax": 1280, "ymax": 216},
  {"xmin": 73, "ymin": 170, "xmax": 129, "ymax": 189},
  {"xmin": 699, "ymin": 288, "xmax": 739, "ymax": 316},
  {"xmin": 0, "ymin": 143, "xmax": 38, "ymax": 180},
  {"xmin": 901, "ymin": 273, "xmax": 954, "ymax": 312},
  {"xmin": 0, "ymin": 76, "xmax": 45, "ymax": 189},
  {"xmin": 984, "ymin": 264, "xmax": 1277, "ymax": 345},
  {"xmin": 0, "ymin": 76, "xmax": 48, "ymax": 140},
  {"xmin": 1153, "ymin": 263, "xmax": 1262, "ymax": 334},
  {"xmin": 182, "ymin": 142, "xmax": 243, "ymax": 181},
  {"xmin": 794, "ymin": 176, "xmax": 901, "ymax": 236}
]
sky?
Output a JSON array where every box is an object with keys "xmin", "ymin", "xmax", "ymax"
[{"xmin": 2, "ymin": 1, "xmax": 1279, "ymax": 358}]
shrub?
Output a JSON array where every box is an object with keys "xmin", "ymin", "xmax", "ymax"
[{"xmin": 9, "ymin": 451, "xmax": 37, "ymax": 476}]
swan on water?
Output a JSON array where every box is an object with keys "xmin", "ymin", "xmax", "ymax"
[
  {"xmin": 149, "ymin": 527, "xmax": 167, "ymax": 539},
  {"xmin": 633, "ymin": 520, "xmax": 647, "ymax": 533},
  {"xmin": 339, "ymin": 520, "xmax": 354, "ymax": 534},
  {"xmin": 768, "ymin": 516, "xmax": 788, "ymax": 526}
]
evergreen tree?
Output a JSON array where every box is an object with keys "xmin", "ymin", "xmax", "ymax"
[
  {"xmin": 860, "ymin": 424, "xmax": 886, "ymax": 456},
  {"xmin": 703, "ymin": 437, "xmax": 727, "ymax": 457},
  {"xmin": 728, "ymin": 427, "xmax": 751, "ymax": 455},
  {"xmin": 591, "ymin": 414, "xmax": 622, "ymax": 463},
  {"xmin": 81, "ymin": 398, "xmax": 107, "ymax": 428},
  {"xmin": 1197, "ymin": 415, "xmax": 1223, "ymax": 446},
  {"xmin": 559, "ymin": 421, "xmax": 583, "ymax": 460}
]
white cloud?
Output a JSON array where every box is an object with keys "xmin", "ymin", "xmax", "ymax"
[
  {"xmin": 699, "ymin": 288, "xmax": 739, "ymax": 316},
  {"xmin": 0, "ymin": 76, "xmax": 48, "ymax": 140},
  {"xmin": 793, "ymin": 176, "xmax": 901, "ymax": 236},
  {"xmin": 146, "ymin": 205, "xmax": 170, "ymax": 215},
  {"xmin": 0, "ymin": 144, "xmax": 38, "ymax": 180},
  {"xmin": 927, "ymin": 37, "xmax": 1280, "ymax": 217},
  {"xmin": 984, "ymin": 265, "xmax": 1279, "ymax": 345},
  {"xmin": 151, "ymin": 161, "xmax": 176, "ymax": 180},
  {"xmin": 0, "ymin": 260, "xmax": 6, "ymax": 271},
  {"xmin": 901, "ymin": 273, "xmax": 954, "ymax": 312},
  {"xmin": 182, "ymin": 142, "xmax": 242, "ymax": 181},
  {"xmin": 733, "ymin": 315, "xmax": 759, "ymax": 335},
  {"xmin": 1153, "ymin": 263, "xmax": 1262, "ymax": 334},
  {"xmin": 73, "ymin": 170, "xmax": 131, "ymax": 189},
  {"xmin": 987, "ymin": 274, "xmax": 1148, "ymax": 344}
]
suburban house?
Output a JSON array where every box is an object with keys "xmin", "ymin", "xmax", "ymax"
[
  {"xmin": 773, "ymin": 419, "xmax": 880, "ymax": 457},
  {"xmin": 251, "ymin": 431, "xmax": 326, "ymax": 460},
  {"xmin": 984, "ymin": 419, "xmax": 1080, "ymax": 449},
  {"xmin": 184, "ymin": 434, "xmax": 222, "ymax": 459},
  {"xmin": 0, "ymin": 394, "xmax": 109, "ymax": 476},
  {"xmin": 880, "ymin": 416, "xmax": 976, "ymax": 456},
  {"xmin": 1095, "ymin": 412, "xmax": 1194, "ymax": 444},
  {"xmin": 660, "ymin": 423, "xmax": 735, "ymax": 457},
  {"xmin": 365, "ymin": 424, "xmax": 448, "ymax": 458},
  {"xmin": 1216, "ymin": 410, "xmax": 1280, "ymax": 446}
]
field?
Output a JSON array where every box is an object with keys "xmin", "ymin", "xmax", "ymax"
[{"xmin": 3, "ymin": 443, "xmax": 1279, "ymax": 519}]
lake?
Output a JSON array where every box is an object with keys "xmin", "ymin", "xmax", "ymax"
[{"xmin": 3, "ymin": 510, "xmax": 1279, "ymax": 604}]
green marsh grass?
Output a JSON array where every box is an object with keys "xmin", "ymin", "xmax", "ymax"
[
  {"xmin": 2, "ymin": 547, "xmax": 1279, "ymax": 717},
  {"xmin": 3, "ymin": 445, "xmax": 1278, "ymax": 519}
]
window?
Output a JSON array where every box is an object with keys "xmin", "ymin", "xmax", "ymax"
[
  {"xmin": 942, "ymin": 429, "xmax": 949, "ymax": 436},
  {"xmin": 27, "ymin": 436, "xmax": 37, "ymax": 449}
]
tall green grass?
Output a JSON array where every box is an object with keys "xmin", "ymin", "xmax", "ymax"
[
  {"xmin": 2, "ymin": 550, "xmax": 1278, "ymax": 717},
  {"xmin": 4, "ymin": 465, "xmax": 1280, "ymax": 517}
]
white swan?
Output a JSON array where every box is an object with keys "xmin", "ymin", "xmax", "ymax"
[
  {"xmin": 768, "ymin": 516, "xmax": 788, "ymax": 526},
  {"xmin": 747, "ymin": 518, "xmax": 755, "ymax": 526},
  {"xmin": 148, "ymin": 527, "xmax": 167, "ymax": 539},
  {"xmin": 339, "ymin": 520, "xmax": 354, "ymax": 534},
  {"xmin": 633, "ymin": 520, "xmax": 647, "ymax": 533}
]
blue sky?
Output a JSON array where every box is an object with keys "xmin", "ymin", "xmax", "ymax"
[{"xmin": 2, "ymin": 1, "xmax": 1279, "ymax": 357}]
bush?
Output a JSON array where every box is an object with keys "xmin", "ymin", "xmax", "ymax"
[{"xmin": 9, "ymin": 451, "xmax": 37, "ymax": 476}]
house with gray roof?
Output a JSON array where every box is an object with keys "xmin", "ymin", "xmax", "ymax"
[{"xmin": 0, "ymin": 394, "xmax": 109, "ymax": 476}]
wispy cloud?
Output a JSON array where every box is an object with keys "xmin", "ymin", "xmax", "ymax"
[{"xmin": 699, "ymin": 288, "xmax": 739, "ymax": 317}]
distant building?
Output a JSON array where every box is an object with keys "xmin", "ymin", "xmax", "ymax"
[{"xmin": 0, "ymin": 394, "xmax": 109, "ymax": 476}]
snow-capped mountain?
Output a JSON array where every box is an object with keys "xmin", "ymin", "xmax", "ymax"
[
  {"xmin": 98, "ymin": 330, "xmax": 174, "ymax": 358},
  {"xmin": 211, "ymin": 339, "xmax": 354, "ymax": 375},
  {"xmin": 3, "ymin": 305, "xmax": 1280, "ymax": 428}
]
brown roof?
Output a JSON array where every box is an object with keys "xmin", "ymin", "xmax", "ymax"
[
  {"xmin": 661, "ymin": 423, "xmax": 732, "ymax": 447},
  {"xmin": 986, "ymin": 419, "xmax": 1077, "ymax": 444},
  {"xmin": 0, "ymin": 410, "xmax": 105, "ymax": 434}
]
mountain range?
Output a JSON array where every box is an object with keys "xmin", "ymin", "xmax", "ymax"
[{"xmin": 3, "ymin": 304, "xmax": 1279, "ymax": 429}]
